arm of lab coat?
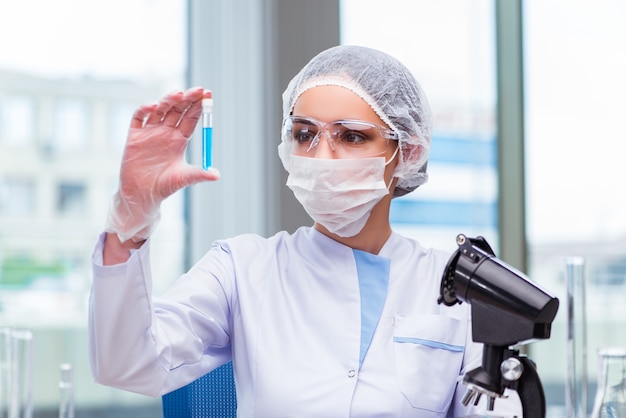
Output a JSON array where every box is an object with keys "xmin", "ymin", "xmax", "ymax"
[
  {"xmin": 88, "ymin": 234, "xmax": 168, "ymax": 396},
  {"xmin": 88, "ymin": 233, "xmax": 232, "ymax": 396}
]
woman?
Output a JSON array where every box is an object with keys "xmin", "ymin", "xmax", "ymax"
[{"xmin": 89, "ymin": 45, "xmax": 521, "ymax": 417}]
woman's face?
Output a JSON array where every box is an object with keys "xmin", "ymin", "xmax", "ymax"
[{"xmin": 290, "ymin": 85, "xmax": 399, "ymax": 184}]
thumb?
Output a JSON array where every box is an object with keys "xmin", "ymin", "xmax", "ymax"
[
  {"xmin": 160, "ymin": 165, "xmax": 221, "ymax": 199},
  {"xmin": 179, "ymin": 165, "xmax": 221, "ymax": 188}
]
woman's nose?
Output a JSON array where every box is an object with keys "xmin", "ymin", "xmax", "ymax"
[{"xmin": 312, "ymin": 132, "xmax": 336, "ymax": 159}]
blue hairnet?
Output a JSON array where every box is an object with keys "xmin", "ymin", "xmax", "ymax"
[{"xmin": 279, "ymin": 45, "xmax": 433, "ymax": 196}]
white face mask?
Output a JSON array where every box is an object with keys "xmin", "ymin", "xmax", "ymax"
[{"xmin": 286, "ymin": 151, "xmax": 397, "ymax": 237}]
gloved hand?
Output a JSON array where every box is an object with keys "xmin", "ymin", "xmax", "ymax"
[{"xmin": 105, "ymin": 87, "xmax": 219, "ymax": 243}]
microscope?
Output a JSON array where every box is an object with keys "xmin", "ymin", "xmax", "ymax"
[{"xmin": 438, "ymin": 234, "xmax": 559, "ymax": 418}]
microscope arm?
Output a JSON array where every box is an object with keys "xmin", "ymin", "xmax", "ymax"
[{"xmin": 514, "ymin": 355, "xmax": 546, "ymax": 418}]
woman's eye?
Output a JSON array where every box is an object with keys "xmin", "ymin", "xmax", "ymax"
[
  {"xmin": 339, "ymin": 130, "xmax": 369, "ymax": 144},
  {"xmin": 293, "ymin": 129, "xmax": 316, "ymax": 144}
]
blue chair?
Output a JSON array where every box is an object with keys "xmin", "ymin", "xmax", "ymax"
[{"xmin": 162, "ymin": 362, "xmax": 237, "ymax": 417}]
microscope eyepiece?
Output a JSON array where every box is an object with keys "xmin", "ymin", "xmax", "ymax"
[{"xmin": 439, "ymin": 234, "xmax": 559, "ymax": 344}]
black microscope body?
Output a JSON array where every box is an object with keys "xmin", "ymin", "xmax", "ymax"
[{"xmin": 438, "ymin": 234, "xmax": 560, "ymax": 417}]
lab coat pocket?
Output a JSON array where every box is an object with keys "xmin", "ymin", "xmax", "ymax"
[{"xmin": 393, "ymin": 313, "xmax": 465, "ymax": 413}]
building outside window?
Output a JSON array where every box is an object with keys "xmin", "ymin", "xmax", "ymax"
[{"xmin": 0, "ymin": 0, "xmax": 187, "ymax": 416}]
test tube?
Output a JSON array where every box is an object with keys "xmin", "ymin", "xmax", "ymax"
[
  {"xmin": 58, "ymin": 363, "xmax": 74, "ymax": 418},
  {"xmin": 0, "ymin": 327, "xmax": 13, "ymax": 418},
  {"xmin": 565, "ymin": 257, "xmax": 588, "ymax": 418},
  {"xmin": 202, "ymin": 92, "xmax": 213, "ymax": 170},
  {"xmin": 9, "ymin": 329, "xmax": 33, "ymax": 418}
]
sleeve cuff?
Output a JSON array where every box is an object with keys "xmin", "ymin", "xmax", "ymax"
[{"xmin": 92, "ymin": 232, "xmax": 151, "ymax": 268}]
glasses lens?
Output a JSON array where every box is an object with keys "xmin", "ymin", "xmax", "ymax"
[
  {"xmin": 330, "ymin": 121, "xmax": 389, "ymax": 158},
  {"xmin": 283, "ymin": 117, "xmax": 394, "ymax": 158},
  {"xmin": 283, "ymin": 117, "xmax": 321, "ymax": 154}
]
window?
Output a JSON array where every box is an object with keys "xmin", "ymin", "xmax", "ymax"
[
  {"xmin": 341, "ymin": 0, "xmax": 626, "ymax": 415},
  {"xmin": 524, "ymin": 1, "xmax": 626, "ymax": 415},
  {"xmin": 0, "ymin": 0, "xmax": 187, "ymax": 415},
  {"xmin": 0, "ymin": 95, "xmax": 35, "ymax": 146},
  {"xmin": 57, "ymin": 182, "xmax": 87, "ymax": 217},
  {"xmin": 52, "ymin": 99, "xmax": 89, "ymax": 152},
  {"xmin": 341, "ymin": 0, "xmax": 499, "ymax": 252},
  {"xmin": 0, "ymin": 177, "xmax": 35, "ymax": 216}
]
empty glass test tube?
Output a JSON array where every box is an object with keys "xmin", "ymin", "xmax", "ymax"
[
  {"xmin": 566, "ymin": 257, "xmax": 588, "ymax": 418},
  {"xmin": 202, "ymin": 92, "xmax": 213, "ymax": 170},
  {"xmin": 58, "ymin": 363, "xmax": 74, "ymax": 418},
  {"xmin": 9, "ymin": 329, "xmax": 34, "ymax": 418},
  {"xmin": 1, "ymin": 327, "xmax": 13, "ymax": 418}
]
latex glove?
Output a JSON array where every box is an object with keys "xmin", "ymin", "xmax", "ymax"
[{"xmin": 105, "ymin": 87, "xmax": 219, "ymax": 243}]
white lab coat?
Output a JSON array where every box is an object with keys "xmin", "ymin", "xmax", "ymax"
[{"xmin": 89, "ymin": 227, "xmax": 521, "ymax": 417}]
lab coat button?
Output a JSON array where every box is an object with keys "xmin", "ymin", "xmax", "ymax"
[{"xmin": 347, "ymin": 369, "xmax": 356, "ymax": 378}]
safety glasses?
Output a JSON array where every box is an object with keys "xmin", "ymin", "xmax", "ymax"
[{"xmin": 282, "ymin": 116, "xmax": 398, "ymax": 158}]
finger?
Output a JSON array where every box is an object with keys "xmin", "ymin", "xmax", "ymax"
[
  {"xmin": 184, "ymin": 86, "xmax": 206, "ymax": 100},
  {"xmin": 161, "ymin": 104, "xmax": 186, "ymax": 128},
  {"xmin": 145, "ymin": 91, "xmax": 183, "ymax": 125},
  {"xmin": 177, "ymin": 102, "xmax": 202, "ymax": 137},
  {"xmin": 186, "ymin": 166, "xmax": 221, "ymax": 185},
  {"xmin": 177, "ymin": 90, "xmax": 210, "ymax": 136},
  {"xmin": 162, "ymin": 87, "xmax": 205, "ymax": 128},
  {"xmin": 160, "ymin": 165, "xmax": 221, "ymax": 198},
  {"xmin": 129, "ymin": 103, "xmax": 158, "ymax": 129},
  {"xmin": 179, "ymin": 166, "xmax": 221, "ymax": 193}
]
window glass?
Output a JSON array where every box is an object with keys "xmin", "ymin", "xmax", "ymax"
[
  {"xmin": 524, "ymin": 1, "xmax": 626, "ymax": 415},
  {"xmin": 52, "ymin": 99, "xmax": 89, "ymax": 152},
  {"xmin": 0, "ymin": 95, "xmax": 35, "ymax": 146},
  {"xmin": 57, "ymin": 182, "xmax": 87, "ymax": 217},
  {"xmin": 0, "ymin": 0, "xmax": 187, "ymax": 415},
  {"xmin": 0, "ymin": 177, "xmax": 35, "ymax": 216},
  {"xmin": 341, "ymin": 0, "xmax": 498, "ymax": 253}
]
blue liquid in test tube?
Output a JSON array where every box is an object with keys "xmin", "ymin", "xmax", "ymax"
[
  {"xmin": 202, "ymin": 126, "xmax": 213, "ymax": 169},
  {"xmin": 202, "ymin": 93, "xmax": 213, "ymax": 170}
]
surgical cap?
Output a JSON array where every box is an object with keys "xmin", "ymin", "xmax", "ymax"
[{"xmin": 279, "ymin": 45, "xmax": 433, "ymax": 197}]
